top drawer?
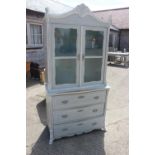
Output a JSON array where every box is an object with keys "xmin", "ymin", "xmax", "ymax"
[{"xmin": 53, "ymin": 90, "xmax": 106, "ymax": 110}]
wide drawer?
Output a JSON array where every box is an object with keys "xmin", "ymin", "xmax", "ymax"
[
  {"xmin": 53, "ymin": 103, "xmax": 104, "ymax": 124},
  {"xmin": 53, "ymin": 90, "xmax": 106, "ymax": 110},
  {"xmin": 54, "ymin": 116, "xmax": 105, "ymax": 139}
]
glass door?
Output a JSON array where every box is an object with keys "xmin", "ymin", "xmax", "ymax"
[
  {"xmin": 82, "ymin": 27, "xmax": 105, "ymax": 84},
  {"xmin": 53, "ymin": 25, "xmax": 80, "ymax": 87}
]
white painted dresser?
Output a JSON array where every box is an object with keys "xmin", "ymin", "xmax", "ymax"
[{"xmin": 44, "ymin": 4, "xmax": 110, "ymax": 144}]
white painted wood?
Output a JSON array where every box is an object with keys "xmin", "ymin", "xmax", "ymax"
[
  {"xmin": 82, "ymin": 27, "xmax": 105, "ymax": 82},
  {"xmin": 102, "ymin": 87, "xmax": 110, "ymax": 131},
  {"xmin": 81, "ymin": 26, "xmax": 107, "ymax": 85},
  {"xmin": 51, "ymin": 24, "xmax": 81, "ymax": 88},
  {"xmin": 103, "ymin": 27, "xmax": 110, "ymax": 83},
  {"xmin": 45, "ymin": 4, "xmax": 110, "ymax": 144},
  {"xmin": 53, "ymin": 116, "xmax": 105, "ymax": 139},
  {"xmin": 53, "ymin": 103, "xmax": 104, "ymax": 124},
  {"xmin": 47, "ymin": 4, "xmax": 109, "ymax": 28},
  {"xmin": 46, "ymin": 95, "xmax": 53, "ymax": 129},
  {"xmin": 46, "ymin": 83, "xmax": 109, "ymax": 95},
  {"xmin": 46, "ymin": 17, "xmax": 53, "ymax": 89},
  {"xmin": 52, "ymin": 90, "xmax": 106, "ymax": 110}
]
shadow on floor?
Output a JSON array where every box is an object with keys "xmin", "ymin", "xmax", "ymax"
[
  {"xmin": 108, "ymin": 63, "xmax": 129, "ymax": 69},
  {"xmin": 30, "ymin": 127, "xmax": 106, "ymax": 155},
  {"xmin": 36, "ymin": 99, "xmax": 47, "ymax": 126},
  {"xmin": 26, "ymin": 79, "xmax": 42, "ymax": 88},
  {"xmin": 32, "ymin": 100, "xmax": 106, "ymax": 155}
]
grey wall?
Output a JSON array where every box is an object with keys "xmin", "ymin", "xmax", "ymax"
[
  {"xmin": 109, "ymin": 30, "xmax": 119, "ymax": 51},
  {"xmin": 26, "ymin": 49, "xmax": 46, "ymax": 67},
  {"xmin": 119, "ymin": 29, "xmax": 129, "ymax": 52},
  {"xmin": 26, "ymin": 9, "xmax": 46, "ymax": 67}
]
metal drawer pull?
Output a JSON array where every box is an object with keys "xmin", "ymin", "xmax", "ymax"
[
  {"xmin": 94, "ymin": 96, "xmax": 99, "ymax": 100},
  {"xmin": 78, "ymin": 95, "xmax": 85, "ymax": 99},
  {"xmin": 77, "ymin": 109, "xmax": 83, "ymax": 112},
  {"xmin": 61, "ymin": 114, "xmax": 68, "ymax": 118},
  {"xmin": 62, "ymin": 128, "xmax": 68, "ymax": 131},
  {"xmin": 77, "ymin": 123, "xmax": 83, "ymax": 126},
  {"xmin": 92, "ymin": 122, "xmax": 97, "ymax": 126},
  {"xmin": 62, "ymin": 100, "xmax": 68, "ymax": 104},
  {"xmin": 92, "ymin": 109, "xmax": 98, "ymax": 112}
]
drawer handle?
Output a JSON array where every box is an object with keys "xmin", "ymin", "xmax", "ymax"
[
  {"xmin": 78, "ymin": 95, "xmax": 85, "ymax": 99},
  {"xmin": 77, "ymin": 109, "xmax": 83, "ymax": 112},
  {"xmin": 61, "ymin": 114, "xmax": 68, "ymax": 118},
  {"xmin": 62, "ymin": 128, "xmax": 68, "ymax": 131},
  {"xmin": 77, "ymin": 123, "xmax": 83, "ymax": 126},
  {"xmin": 92, "ymin": 109, "xmax": 98, "ymax": 112},
  {"xmin": 92, "ymin": 122, "xmax": 97, "ymax": 126},
  {"xmin": 62, "ymin": 100, "xmax": 68, "ymax": 104},
  {"xmin": 94, "ymin": 96, "xmax": 99, "ymax": 100}
]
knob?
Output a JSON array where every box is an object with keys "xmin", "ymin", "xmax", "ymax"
[
  {"xmin": 62, "ymin": 100, "xmax": 68, "ymax": 104},
  {"xmin": 94, "ymin": 96, "xmax": 99, "ymax": 100},
  {"xmin": 92, "ymin": 109, "xmax": 98, "ymax": 112},
  {"xmin": 78, "ymin": 95, "xmax": 85, "ymax": 99},
  {"xmin": 61, "ymin": 114, "xmax": 68, "ymax": 118}
]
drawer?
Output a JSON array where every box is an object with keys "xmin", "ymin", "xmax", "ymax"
[
  {"xmin": 53, "ymin": 90, "xmax": 106, "ymax": 110},
  {"xmin": 54, "ymin": 116, "xmax": 105, "ymax": 139},
  {"xmin": 53, "ymin": 104, "xmax": 104, "ymax": 124}
]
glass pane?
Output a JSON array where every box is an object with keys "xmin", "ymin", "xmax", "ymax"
[
  {"xmin": 31, "ymin": 34, "xmax": 35, "ymax": 44},
  {"xmin": 55, "ymin": 28, "xmax": 77, "ymax": 56},
  {"xmin": 34, "ymin": 25, "xmax": 38, "ymax": 35},
  {"xmin": 34, "ymin": 35, "xmax": 38, "ymax": 44},
  {"xmin": 38, "ymin": 34, "xmax": 42, "ymax": 44},
  {"xmin": 34, "ymin": 34, "xmax": 42, "ymax": 44},
  {"xmin": 30, "ymin": 24, "xmax": 42, "ymax": 45},
  {"xmin": 56, "ymin": 59, "xmax": 76, "ymax": 84},
  {"xmin": 85, "ymin": 30, "xmax": 104, "ymax": 56},
  {"xmin": 84, "ymin": 58, "xmax": 102, "ymax": 82},
  {"xmin": 30, "ymin": 24, "xmax": 41, "ymax": 35},
  {"xmin": 30, "ymin": 25, "xmax": 34, "ymax": 35},
  {"xmin": 37, "ymin": 25, "xmax": 42, "ymax": 34}
]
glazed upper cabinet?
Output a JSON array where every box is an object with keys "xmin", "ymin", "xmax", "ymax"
[
  {"xmin": 45, "ymin": 4, "xmax": 110, "ymax": 90},
  {"xmin": 49, "ymin": 25, "xmax": 107, "ymax": 88}
]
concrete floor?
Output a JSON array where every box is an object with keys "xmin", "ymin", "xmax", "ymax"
[{"xmin": 26, "ymin": 65, "xmax": 129, "ymax": 155}]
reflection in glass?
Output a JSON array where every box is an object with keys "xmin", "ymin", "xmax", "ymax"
[
  {"xmin": 84, "ymin": 58, "xmax": 102, "ymax": 82},
  {"xmin": 85, "ymin": 30, "xmax": 104, "ymax": 56},
  {"xmin": 55, "ymin": 28, "xmax": 77, "ymax": 56},
  {"xmin": 56, "ymin": 59, "xmax": 76, "ymax": 84}
]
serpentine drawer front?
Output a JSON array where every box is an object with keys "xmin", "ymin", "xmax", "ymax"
[
  {"xmin": 53, "ymin": 91, "xmax": 106, "ymax": 110},
  {"xmin": 53, "ymin": 103, "xmax": 104, "ymax": 124},
  {"xmin": 54, "ymin": 116, "xmax": 105, "ymax": 139}
]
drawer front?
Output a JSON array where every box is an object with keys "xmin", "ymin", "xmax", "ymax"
[
  {"xmin": 53, "ymin": 104, "xmax": 104, "ymax": 124},
  {"xmin": 53, "ymin": 90, "xmax": 106, "ymax": 110},
  {"xmin": 54, "ymin": 116, "xmax": 104, "ymax": 139}
]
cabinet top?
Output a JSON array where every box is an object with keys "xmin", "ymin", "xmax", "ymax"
[{"xmin": 45, "ymin": 4, "xmax": 110, "ymax": 28}]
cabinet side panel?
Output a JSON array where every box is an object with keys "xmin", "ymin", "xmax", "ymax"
[
  {"xmin": 46, "ymin": 95, "xmax": 53, "ymax": 129},
  {"xmin": 103, "ymin": 87, "xmax": 110, "ymax": 129},
  {"xmin": 103, "ymin": 27, "xmax": 110, "ymax": 83}
]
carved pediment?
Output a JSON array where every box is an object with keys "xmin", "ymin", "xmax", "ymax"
[
  {"xmin": 46, "ymin": 4, "xmax": 109, "ymax": 27},
  {"xmin": 69, "ymin": 4, "xmax": 91, "ymax": 17}
]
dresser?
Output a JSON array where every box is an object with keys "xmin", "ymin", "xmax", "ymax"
[{"xmin": 45, "ymin": 4, "xmax": 110, "ymax": 144}]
